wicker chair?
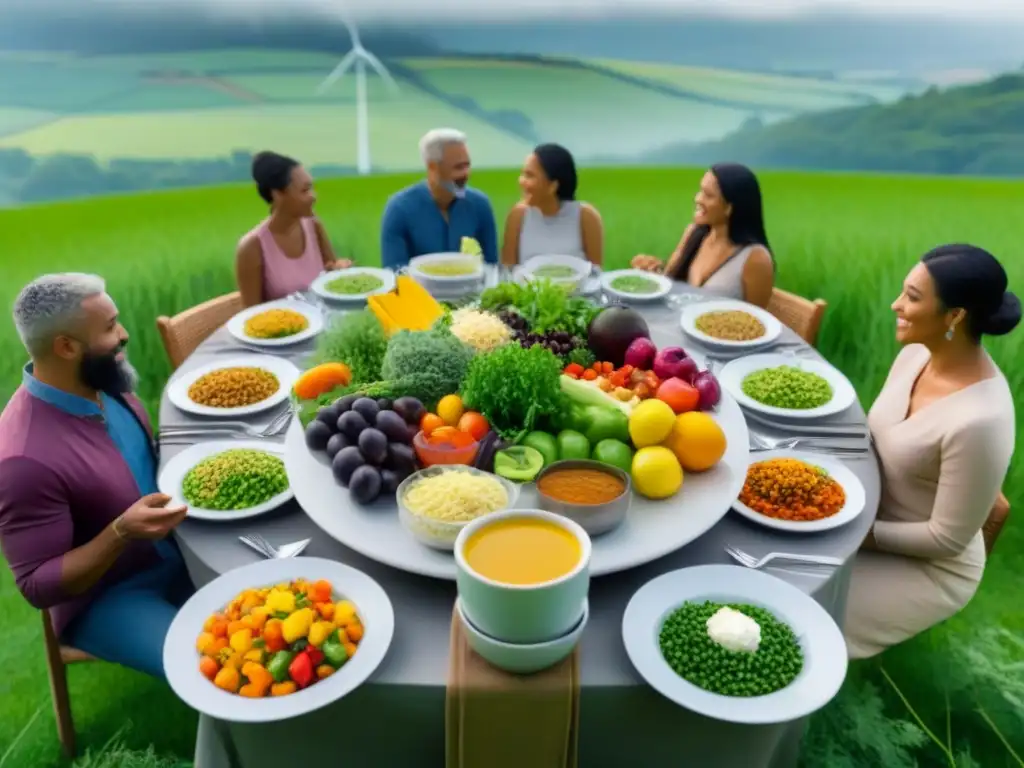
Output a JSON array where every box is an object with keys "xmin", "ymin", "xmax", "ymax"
[
  {"xmin": 42, "ymin": 610, "xmax": 95, "ymax": 757},
  {"xmin": 767, "ymin": 288, "xmax": 828, "ymax": 347},
  {"xmin": 984, "ymin": 493, "xmax": 1011, "ymax": 555},
  {"xmin": 156, "ymin": 292, "xmax": 242, "ymax": 371}
]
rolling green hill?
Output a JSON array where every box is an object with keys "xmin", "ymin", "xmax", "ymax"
[
  {"xmin": 0, "ymin": 49, "xmax": 904, "ymax": 173},
  {"xmin": 658, "ymin": 72, "xmax": 1024, "ymax": 176}
]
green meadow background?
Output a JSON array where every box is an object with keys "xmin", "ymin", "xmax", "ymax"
[
  {"xmin": 1, "ymin": 168, "xmax": 1022, "ymax": 767},
  {"xmin": 0, "ymin": 12, "xmax": 1022, "ymax": 767}
]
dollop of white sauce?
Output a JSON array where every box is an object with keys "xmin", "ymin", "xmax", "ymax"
[{"xmin": 706, "ymin": 606, "xmax": 761, "ymax": 653}]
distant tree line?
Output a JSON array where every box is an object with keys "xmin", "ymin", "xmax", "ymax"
[
  {"xmin": 650, "ymin": 73, "xmax": 1024, "ymax": 177},
  {"xmin": 0, "ymin": 150, "xmax": 358, "ymax": 205}
]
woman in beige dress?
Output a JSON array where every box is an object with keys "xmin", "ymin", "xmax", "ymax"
[
  {"xmin": 844, "ymin": 244, "xmax": 1019, "ymax": 659},
  {"xmin": 630, "ymin": 163, "xmax": 774, "ymax": 307}
]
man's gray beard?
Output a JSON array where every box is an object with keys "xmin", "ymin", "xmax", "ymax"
[{"xmin": 118, "ymin": 356, "xmax": 139, "ymax": 393}]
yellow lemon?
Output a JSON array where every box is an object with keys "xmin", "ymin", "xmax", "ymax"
[
  {"xmin": 628, "ymin": 399, "xmax": 676, "ymax": 447},
  {"xmin": 437, "ymin": 394, "xmax": 465, "ymax": 426},
  {"xmin": 664, "ymin": 412, "xmax": 727, "ymax": 472},
  {"xmin": 631, "ymin": 446, "xmax": 683, "ymax": 499}
]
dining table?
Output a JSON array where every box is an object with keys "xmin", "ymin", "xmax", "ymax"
[{"xmin": 161, "ymin": 275, "xmax": 881, "ymax": 768}]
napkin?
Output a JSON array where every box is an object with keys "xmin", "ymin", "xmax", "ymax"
[{"xmin": 445, "ymin": 604, "xmax": 580, "ymax": 768}]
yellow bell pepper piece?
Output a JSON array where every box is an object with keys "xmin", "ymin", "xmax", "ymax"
[
  {"xmin": 307, "ymin": 621, "xmax": 335, "ymax": 648},
  {"xmin": 265, "ymin": 589, "xmax": 296, "ymax": 614},
  {"xmin": 229, "ymin": 628, "xmax": 253, "ymax": 654},
  {"xmin": 243, "ymin": 648, "xmax": 266, "ymax": 663},
  {"xmin": 281, "ymin": 607, "xmax": 315, "ymax": 644}
]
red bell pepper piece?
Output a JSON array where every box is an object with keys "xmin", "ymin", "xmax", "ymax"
[
  {"xmin": 288, "ymin": 650, "xmax": 315, "ymax": 688},
  {"xmin": 306, "ymin": 647, "xmax": 325, "ymax": 667}
]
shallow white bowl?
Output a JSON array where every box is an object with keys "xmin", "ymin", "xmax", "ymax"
[
  {"xmin": 408, "ymin": 252, "xmax": 484, "ymax": 284},
  {"xmin": 454, "ymin": 508, "xmax": 592, "ymax": 645},
  {"xmin": 457, "ymin": 597, "xmax": 588, "ymax": 674},
  {"xmin": 226, "ymin": 299, "xmax": 324, "ymax": 347},
  {"xmin": 311, "ymin": 267, "xmax": 395, "ymax": 302},
  {"xmin": 679, "ymin": 299, "xmax": 782, "ymax": 351},
  {"xmin": 600, "ymin": 269, "xmax": 673, "ymax": 302},
  {"xmin": 518, "ymin": 253, "xmax": 592, "ymax": 288},
  {"xmin": 158, "ymin": 440, "xmax": 293, "ymax": 522},
  {"xmin": 396, "ymin": 465, "xmax": 520, "ymax": 551},
  {"xmin": 732, "ymin": 450, "xmax": 867, "ymax": 533},
  {"xmin": 718, "ymin": 353, "xmax": 858, "ymax": 420},
  {"xmin": 164, "ymin": 557, "xmax": 394, "ymax": 723},
  {"xmin": 166, "ymin": 354, "xmax": 300, "ymax": 417}
]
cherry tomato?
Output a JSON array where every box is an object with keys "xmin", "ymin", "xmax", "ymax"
[
  {"xmin": 420, "ymin": 413, "xmax": 445, "ymax": 434},
  {"xmin": 457, "ymin": 411, "xmax": 490, "ymax": 440},
  {"xmin": 582, "ymin": 369, "xmax": 598, "ymax": 381}
]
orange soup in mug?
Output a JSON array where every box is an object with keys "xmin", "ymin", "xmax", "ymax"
[{"xmin": 463, "ymin": 517, "xmax": 581, "ymax": 585}]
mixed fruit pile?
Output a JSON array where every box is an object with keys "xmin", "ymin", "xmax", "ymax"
[
  {"xmin": 196, "ymin": 579, "xmax": 363, "ymax": 698},
  {"xmin": 293, "ymin": 278, "xmax": 729, "ymax": 530}
]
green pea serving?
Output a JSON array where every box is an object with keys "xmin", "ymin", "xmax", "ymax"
[
  {"xmin": 182, "ymin": 449, "xmax": 289, "ymax": 510},
  {"xmin": 658, "ymin": 600, "xmax": 804, "ymax": 697},
  {"xmin": 741, "ymin": 365, "xmax": 833, "ymax": 410}
]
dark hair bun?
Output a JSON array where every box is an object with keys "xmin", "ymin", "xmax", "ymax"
[
  {"xmin": 980, "ymin": 291, "xmax": 1022, "ymax": 336},
  {"xmin": 251, "ymin": 150, "xmax": 299, "ymax": 204}
]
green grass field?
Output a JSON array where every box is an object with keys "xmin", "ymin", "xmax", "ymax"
[
  {"xmin": 0, "ymin": 49, "xmax": 910, "ymax": 165},
  {"xmin": 1, "ymin": 167, "xmax": 1022, "ymax": 766}
]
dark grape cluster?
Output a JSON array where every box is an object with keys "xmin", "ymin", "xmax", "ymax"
[{"xmin": 497, "ymin": 310, "xmax": 582, "ymax": 357}]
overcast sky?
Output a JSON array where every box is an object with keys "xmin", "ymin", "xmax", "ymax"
[{"xmin": 71, "ymin": 0, "xmax": 1024, "ymax": 22}]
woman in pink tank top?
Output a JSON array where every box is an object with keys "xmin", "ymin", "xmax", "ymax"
[{"xmin": 235, "ymin": 151, "xmax": 352, "ymax": 307}]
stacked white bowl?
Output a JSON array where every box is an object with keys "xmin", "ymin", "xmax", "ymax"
[
  {"xmin": 407, "ymin": 252, "xmax": 485, "ymax": 297},
  {"xmin": 453, "ymin": 509, "xmax": 592, "ymax": 674}
]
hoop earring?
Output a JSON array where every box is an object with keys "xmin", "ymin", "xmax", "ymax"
[{"xmin": 945, "ymin": 325, "xmax": 956, "ymax": 341}]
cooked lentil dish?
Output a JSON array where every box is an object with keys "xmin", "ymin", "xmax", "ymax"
[
  {"xmin": 695, "ymin": 310, "xmax": 766, "ymax": 341},
  {"xmin": 243, "ymin": 308, "xmax": 309, "ymax": 339},
  {"xmin": 537, "ymin": 467, "xmax": 626, "ymax": 505},
  {"xmin": 739, "ymin": 458, "xmax": 846, "ymax": 521},
  {"xmin": 188, "ymin": 367, "xmax": 280, "ymax": 408}
]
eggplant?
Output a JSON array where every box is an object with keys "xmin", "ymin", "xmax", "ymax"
[{"xmin": 473, "ymin": 430, "xmax": 505, "ymax": 473}]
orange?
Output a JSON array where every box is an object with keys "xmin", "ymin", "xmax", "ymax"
[
  {"xmin": 420, "ymin": 412, "xmax": 445, "ymax": 434},
  {"xmin": 663, "ymin": 412, "xmax": 727, "ymax": 472}
]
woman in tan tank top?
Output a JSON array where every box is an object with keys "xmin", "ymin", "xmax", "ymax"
[{"xmin": 632, "ymin": 163, "xmax": 774, "ymax": 308}]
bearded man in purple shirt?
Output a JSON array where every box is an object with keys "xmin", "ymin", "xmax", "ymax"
[{"xmin": 0, "ymin": 273, "xmax": 193, "ymax": 679}]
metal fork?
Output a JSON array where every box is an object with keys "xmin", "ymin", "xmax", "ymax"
[
  {"xmin": 160, "ymin": 409, "xmax": 293, "ymax": 441},
  {"xmin": 239, "ymin": 534, "xmax": 310, "ymax": 559},
  {"xmin": 726, "ymin": 545, "xmax": 842, "ymax": 570},
  {"xmin": 749, "ymin": 433, "xmax": 868, "ymax": 454}
]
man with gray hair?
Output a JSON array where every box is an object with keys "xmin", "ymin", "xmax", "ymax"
[
  {"xmin": 379, "ymin": 127, "xmax": 498, "ymax": 269},
  {"xmin": 0, "ymin": 273, "xmax": 192, "ymax": 679}
]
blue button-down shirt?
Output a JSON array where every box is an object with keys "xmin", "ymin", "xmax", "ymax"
[
  {"xmin": 379, "ymin": 181, "xmax": 499, "ymax": 269},
  {"xmin": 23, "ymin": 365, "xmax": 158, "ymax": 497}
]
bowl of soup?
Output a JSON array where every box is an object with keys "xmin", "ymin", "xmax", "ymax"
[
  {"xmin": 535, "ymin": 460, "xmax": 631, "ymax": 536},
  {"xmin": 454, "ymin": 509, "xmax": 591, "ymax": 645},
  {"xmin": 408, "ymin": 252, "xmax": 484, "ymax": 292},
  {"xmin": 519, "ymin": 254, "xmax": 591, "ymax": 289}
]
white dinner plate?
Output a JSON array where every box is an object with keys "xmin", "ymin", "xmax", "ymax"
[
  {"xmin": 164, "ymin": 557, "xmax": 394, "ymax": 723},
  {"xmin": 679, "ymin": 299, "xmax": 782, "ymax": 350},
  {"xmin": 311, "ymin": 267, "xmax": 395, "ymax": 302},
  {"xmin": 600, "ymin": 269, "xmax": 673, "ymax": 302},
  {"xmin": 226, "ymin": 299, "xmax": 324, "ymax": 347},
  {"xmin": 732, "ymin": 450, "xmax": 866, "ymax": 532},
  {"xmin": 719, "ymin": 353, "xmax": 858, "ymax": 421},
  {"xmin": 286, "ymin": 326, "xmax": 750, "ymax": 580},
  {"xmin": 167, "ymin": 354, "xmax": 300, "ymax": 417},
  {"xmin": 158, "ymin": 440, "xmax": 294, "ymax": 522},
  {"xmin": 622, "ymin": 565, "xmax": 847, "ymax": 725}
]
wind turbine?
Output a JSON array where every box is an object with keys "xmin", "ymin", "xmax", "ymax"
[{"xmin": 316, "ymin": 12, "xmax": 400, "ymax": 176}]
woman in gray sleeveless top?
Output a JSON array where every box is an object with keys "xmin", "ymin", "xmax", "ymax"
[
  {"xmin": 501, "ymin": 144, "xmax": 604, "ymax": 267},
  {"xmin": 632, "ymin": 163, "xmax": 774, "ymax": 308}
]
